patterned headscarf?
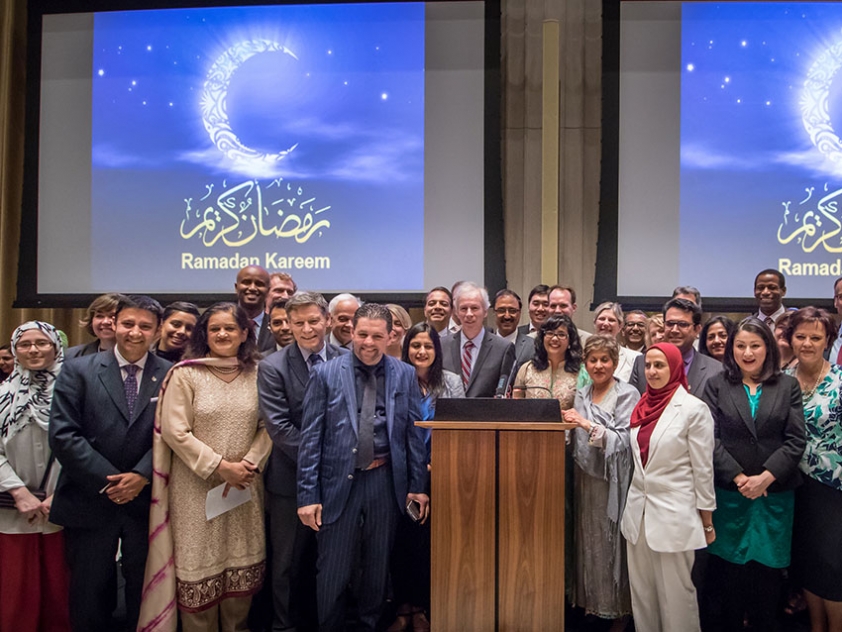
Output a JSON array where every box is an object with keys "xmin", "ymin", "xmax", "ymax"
[{"xmin": 0, "ymin": 321, "xmax": 64, "ymax": 443}]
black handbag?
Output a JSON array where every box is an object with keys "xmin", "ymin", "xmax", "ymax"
[{"xmin": 0, "ymin": 452, "xmax": 55, "ymax": 510}]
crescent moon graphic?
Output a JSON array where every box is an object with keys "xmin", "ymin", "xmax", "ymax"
[
  {"xmin": 802, "ymin": 38, "xmax": 842, "ymax": 164},
  {"xmin": 201, "ymin": 40, "xmax": 299, "ymax": 164}
]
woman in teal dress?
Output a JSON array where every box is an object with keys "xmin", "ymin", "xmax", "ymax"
[
  {"xmin": 701, "ymin": 316, "xmax": 806, "ymax": 632},
  {"xmin": 785, "ymin": 307, "xmax": 842, "ymax": 632}
]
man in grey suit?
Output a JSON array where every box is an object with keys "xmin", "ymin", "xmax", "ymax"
[
  {"xmin": 297, "ymin": 303, "xmax": 429, "ymax": 632},
  {"xmin": 258, "ymin": 292, "xmax": 348, "ymax": 632},
  {"xmin": 49, "ymin": 295, "xmax": 170, "ymax": 632},
  {"xmin": 629, "ymin": 297, "xmax": 721, "ymax": 396},
  {"xmin": 442, "ymin": 282, "xmax": 516, "ymax": 397}
]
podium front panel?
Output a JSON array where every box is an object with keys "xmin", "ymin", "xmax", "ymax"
[
  {"xmin": 498, "ymin": 430, "xmax": 567, "ymax": 631},
  {"xmin": 430, "ymin": 429, "xmax": 496, "ymax": 632}
]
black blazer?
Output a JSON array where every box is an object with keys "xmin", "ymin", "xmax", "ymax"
[
  {"xmin": 65, "ymin": 340, "xmax": 101, "ymax": 360},
  {"xmin": 256, "ymin": 315, "xmax": 276, "ymax": 353},
  {"xmin": 257, "ymin": 343, "xmax": 348, "ymax": 496},
  {"xmin": 48, "ymin": 351, "xmax": 170, "ymax": 528},
  {"xmin": 701, "ymin": 372, "xmax": 806, "ymax": 492}
]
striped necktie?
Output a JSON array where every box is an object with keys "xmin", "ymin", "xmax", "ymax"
[{"xmin": 461, "ymin": 339, "xmax": 475, "ymax": 389}]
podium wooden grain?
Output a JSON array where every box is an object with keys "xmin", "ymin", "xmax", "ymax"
[{"xmin": 418, "ymin": 421, "xmax": 574, "ymax": 632}]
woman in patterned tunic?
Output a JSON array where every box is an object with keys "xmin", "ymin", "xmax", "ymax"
[
  {"xmin": 512, "ymin": 314, "xmax": 582, "ymax": 407},
  {"xmin": 785, "ymin": 307, "xmax": 842, "ymax": 632},
  {"xmin": 138, "ymin": 303, "xmax": 272, "ymax": 632},
  {"xmin": 563, "ymin": 334, "xmax": 639, "ymax": 630}
]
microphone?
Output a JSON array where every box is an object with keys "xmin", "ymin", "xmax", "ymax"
[
  {"xmin": 512, "ymin": 385, "xmax": 555, "ymax": 397},
  {"xmin": 494, "ymin": 374, "xmax": 508, "ymax": 399},
  {"xmin": 501, "ymin": 360, "xmax": 521, "ymax": 399}
]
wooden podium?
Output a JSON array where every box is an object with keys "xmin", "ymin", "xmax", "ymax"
[{"xmin": 417, "ymin": 405, "xmax": 575, "ymax": 632}]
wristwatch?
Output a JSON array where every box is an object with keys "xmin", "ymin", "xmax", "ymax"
[{"xmin": 703, "ymin": 525, "xmax": 714, "ymax": 533}]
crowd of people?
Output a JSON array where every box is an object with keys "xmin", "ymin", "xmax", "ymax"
[{"xmin": 0, "ymin": 266, "xmax": 840, "ymax": 632}]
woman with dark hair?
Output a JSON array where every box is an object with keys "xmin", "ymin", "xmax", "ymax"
[
  {"xmin": 563, "ymin": 334, "xmax": 640, "ymax": 630},
  {"xmin": 774, "ymin": 312, "xmax": 797, "ymax": 370},
  {"xmin": 784, "ymin": 307, "xmax": 842, "ymax": 632},
  {"xmin": 512, "ymin": 314, "xmax": 582, "ymax": 407},
  {"xmin": 0, "ymin": 321, "xmax": 70, "ymax": 631},
  {"xmin": 153, "ymin": 301, "xmax": 200, "ymax": 363},
  {"xmin": 65, "ymin": 292, "xmax": 122, "ymax": 359},
  {"xmin": 701, "ymin": 317, "xmax": 805, "ymax": 631},
  {"xmin": 138, "ymin": 303, "xmax": 271, "ymax": 632},
  {"xmin": 387, "ymin": 323, "xmax": 464, "ymax": 632},
  {"xmin": 621, "ymin": 343, "xmax": 715, "ymax": 632},
  {"xmin": 699, "ymin": 315, "xmax": 736, "ymax": 363}
]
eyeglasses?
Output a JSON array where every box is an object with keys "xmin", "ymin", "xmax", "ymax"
[
  {"xmin": 15, "ymin": 340, "xmax": 54, "ymax": 351},
  {"xmin": 664, "ymin": 320, "xmax": 693, "ymax": 331},
  {"xmin": 624, "ymin": 323, "xmax": 646, "ymax": 329},
  {"xmin": 546, "ymin": 331, "xmax": 569, "ymax": 340},
  {"xmin": 494, "ymin": 308, "xmax": 520, "ymax": 316}
]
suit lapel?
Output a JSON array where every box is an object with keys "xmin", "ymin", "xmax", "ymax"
[
  {"xmin": 385, "ymin": 358, "xmax": 395, "ymax": 439},
  {"xmin": 131, "ymin": 354, "xmax": 162, "ymax": 426},
  {"xmin": 468, "ymin": 335, "xmax": 491, "ymax": 391},
  {"xmin": 727, "ymin": 381, "xmax": 758, "ymax": 438},
  {"xmin": 289, "ymin": 345, "xmax": 309, "ymax": 390},
  {"xmin": 98, "ymin": 353, "xmax": 130, "ymax": 422},
  {"xmin": 752, "ymin": 382, "xmax": 775, "ymax": 437},
  {"xmin": 340, "ymin": 356, "xmax": 359, "ymax": 437},
  {"xmin": 645, "ymin": 392, "xmax": 682, "ymax": 468}
]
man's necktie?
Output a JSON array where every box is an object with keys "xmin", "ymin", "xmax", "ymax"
[
  {"xmin": 461, "ymin": 340, "xmax": 474, "ymax": 389},
  {"xmin": 765, "ymin": 316, "xmax": 774, "ymax": 327},
  {"xmin": 308, "ymin": 354, "xmax": 322, "ymax": 372},
  {"xmin": 356, "ymin": 368, "xmax": 376, "ymax": 470},
  {"xmin": 124, "ymin": 364, "xmax": 139, "ymax": 418}
]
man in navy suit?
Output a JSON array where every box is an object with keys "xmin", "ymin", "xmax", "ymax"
[
  {"xmin": 297, "ymin": 303, "xmax": 429, "ymax": 632},
  {"xmin": 258, "ymin": 291, "xmax": 348, "ymax": 632},
  {"xmin": 49, "ymin": 295, "xmax": 170, "ymax": 632}
]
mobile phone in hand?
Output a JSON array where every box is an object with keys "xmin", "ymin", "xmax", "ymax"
[{"xmin": 406, "ymin": 499, "xmax": 422, "ymax": 522}]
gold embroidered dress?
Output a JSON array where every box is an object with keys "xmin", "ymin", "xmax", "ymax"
[{"xmin": 160, "ymin": 365, "xmax": 271, "ymax": 613}]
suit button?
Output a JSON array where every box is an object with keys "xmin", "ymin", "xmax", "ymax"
[
  {"xmin": 348, "ymin": 474, "xmax": 354, "ymax": 480},
  {"xmin": 352, "ymin": 448, "xmax": 358, "ymax": 454}
]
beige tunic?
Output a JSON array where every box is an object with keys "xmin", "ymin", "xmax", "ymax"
[{"xmin": 160, "ymin": 366, "xmax": 272, "ymax": 612}]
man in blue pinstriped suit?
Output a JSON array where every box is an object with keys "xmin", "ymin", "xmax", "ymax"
[{"xmin": 297, "ymin": 303, "xmax": 430, "ymax": 632}]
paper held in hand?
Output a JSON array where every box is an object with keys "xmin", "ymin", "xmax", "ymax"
[{"xmin": 206, "ymin": 483, "xmax": 252, "ymax": 520}]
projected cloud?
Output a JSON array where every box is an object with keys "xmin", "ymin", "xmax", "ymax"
[{"xmin": 201, "ymin": 39, "xmax": 299, "ymax": 165}]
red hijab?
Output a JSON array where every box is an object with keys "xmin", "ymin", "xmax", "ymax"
[{"xmin": 630, "ymin": 343, "xmax": 688, "ymax": 466}]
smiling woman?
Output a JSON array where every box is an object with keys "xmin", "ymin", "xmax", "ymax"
[
  {"xmin": 139, "ymin": 302, "xmax": 272, "ymax": 631},
  {"xmin": 700, "ymin": 317, "xmax": 805, "ymax": 631}
]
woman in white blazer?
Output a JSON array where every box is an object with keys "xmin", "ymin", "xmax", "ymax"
[{"xmin": 621, "ymin": 343, "xmax": 717, "ymax": 632}]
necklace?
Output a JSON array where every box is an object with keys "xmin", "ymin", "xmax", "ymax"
[
  {"xmin": 798, "ymin": 360, "xmax": 827, "ymax": 400},
  {"xmin": 208, "ymin": 364, "xmax": 241, "ymax": 374}
]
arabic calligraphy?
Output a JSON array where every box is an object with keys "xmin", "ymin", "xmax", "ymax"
[
  {"xmin": 180, "ymin": 178, "xmax": 331, "ymax": 247},
  {"xmin": 777, "ymin": 183, "xmax": 842, "ymax": 253}
]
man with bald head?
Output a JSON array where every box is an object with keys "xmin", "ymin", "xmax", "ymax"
[
  {"xmin": 441, "ymin": 282, "xmax": 516, "ymax": 397},
  {"xmin": 235, "ymin": 265, "xmax": 274, "ymax": 352}
]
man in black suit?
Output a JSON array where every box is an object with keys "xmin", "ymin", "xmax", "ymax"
[
  {"xmin": 517, "ymin": 284, "xmax": 550, "ymax": 336},
  {"xmin": 629, "ymin": 297, "xmax": 721, "ymax": 396},
  {"xmin": 266, "ymin": 298, "xmax": 295, "ymax": 354},
  {"xmin": 49, "ymin": 295, "xmax": 170, "ymax": 632},
  {"xmin": 236, "ymin": 264, "xmax": 275, "ymax": 353},
  {"xmin": 258, "ymin": 292, "xmax": 348, "ymax": 632},
  {"xmin": 442, "ymin": 282, "xmax": 516, "ymax": 397}
]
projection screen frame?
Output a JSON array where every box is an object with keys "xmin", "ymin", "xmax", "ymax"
[{"xmin": 17, "ymin": 0, "xmax": 504, "ymax": 308}]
